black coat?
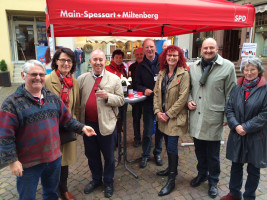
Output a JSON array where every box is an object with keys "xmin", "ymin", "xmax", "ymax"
[
  {"xmin": 135, "ymin": 54, "xmax": 160, "ymax": 103},
  {"xmin": 225, "ymin": 76, "xmax": 267, "ymax": 168}
]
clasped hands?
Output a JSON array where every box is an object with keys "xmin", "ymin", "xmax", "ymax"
[{"xmin": 157, "ymin": 112, "xmax": 169, "ymax": 123}]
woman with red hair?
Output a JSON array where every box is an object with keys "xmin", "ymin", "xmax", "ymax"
[{"xmin": 153, "ymin": 45, "xmax": 190, "ymax": 196}]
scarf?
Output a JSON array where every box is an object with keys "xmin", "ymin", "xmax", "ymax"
[
  {"xmin": 199, "ymin": 54, "xmax": 218, "ymax": 86},
  {"xmin": 56, "ymin": 69, "xmax": 73, "ymax": 107},
  {"xmin": 241, "ymin": 77, "xmax": 260, "ymax": 92},
  {"xmin": 109, "ymin": 60, "xmax": 128, "ymax": 78}
]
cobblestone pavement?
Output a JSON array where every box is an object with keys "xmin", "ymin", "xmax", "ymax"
[{"xmin": 1, "ymin": 84, "xmax": 267, "ymax": 200}]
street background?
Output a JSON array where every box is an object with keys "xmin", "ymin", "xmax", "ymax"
[{"xmin": 1, "ymin": 84, "xmax": 267, "ymax": 200}]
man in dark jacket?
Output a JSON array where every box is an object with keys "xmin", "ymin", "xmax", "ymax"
[
  {"xmin": 128, "ymin": 48, "xmax": 144, "ymax": 147},
  {"xmin": 135, "ymin": 39, "xmax": 163, "ymax": 168}
]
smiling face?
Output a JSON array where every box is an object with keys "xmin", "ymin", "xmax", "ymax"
[
  {"xmin": 89, "ymin": 50, "xmax": 106, "ymax": 75},
  {"xmin": 56, "ymin": 52, "xmax": 73, "ymax": 76},
  {"xmin": 201, "ymin": 38, "xmax": 218, "ymax": 61},
  {"xmin": 243, "ymin": 64, "xmax": 260, "ymax": 81},
  {"xmin": 143, "ymin": 39, "xmax": 157, "ymax": 61},
  {"xmin": 113, "ymin": 54, "xmax": 123, "ymax": 66},
  {"xmin": 134, "ymin": 48, "xmax": 144, "ymax": 63},
  {"xmin": 22, "ymin": 64, "xmax": 45, "ymax": 94},
  {"xmin": 166, "ymin": 50, "xmax": 179, "ymax": 67}
]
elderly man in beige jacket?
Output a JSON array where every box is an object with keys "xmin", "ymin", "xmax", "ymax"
[
  {"xmin": 188, "ymin": 38, "xmax": 236, "ymax": 198},
  {"xmin": 78, "ymin": 49, "xmax": 124, "ymax": 198}
]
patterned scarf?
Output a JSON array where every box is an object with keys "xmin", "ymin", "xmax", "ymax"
[
  {"xmin": 241, "ymin": 77, "xmax": 260, "ymax": 92},
  {"xmin": 109, "ymin": 60, "xmax": 128, "ymax": 78},
  {"xmin": 56, "ymin": 69, "xmax": 73, "ymax": 107}
]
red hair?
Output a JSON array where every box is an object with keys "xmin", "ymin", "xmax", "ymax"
[{"xmin": 159, "ymin": 45, "xmax": 186, "ymax": 71}]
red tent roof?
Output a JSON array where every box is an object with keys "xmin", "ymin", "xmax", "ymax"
[{"xmin": 46, "ymin": 0, "xmax": 255, "ymax": 37}]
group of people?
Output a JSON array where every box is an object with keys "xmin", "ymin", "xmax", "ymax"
[{"xmin": 0, "ymin": 37, "xmax": 266, "ymax": 200}]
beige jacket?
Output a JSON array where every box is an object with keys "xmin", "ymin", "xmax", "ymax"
[
  {"xmin": 45, "ymin": 70, "xmax": 80, "ymax": 166},
  {"xmin": 78, "ymin": 70, "xmax": 124, "ymax": 136},
  {"xmin": 154, "ymin": 67, "xmax": 190, "ymax": 136}
]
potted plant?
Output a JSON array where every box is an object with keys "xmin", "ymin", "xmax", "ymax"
[{"xmin": 0, "ymin": 59, "xmax": 11, "ymax": 87}]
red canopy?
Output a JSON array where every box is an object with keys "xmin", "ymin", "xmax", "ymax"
[{"xmin": 46, "ymin": 0, "xmax": 255, "ymax": 37}]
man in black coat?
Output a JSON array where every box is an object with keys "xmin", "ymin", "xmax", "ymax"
[{"xmin": 135, "ymin": 39, "xmax": 163, "ymax": 168}]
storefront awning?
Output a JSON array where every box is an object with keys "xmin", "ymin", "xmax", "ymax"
[{"xmin": 255, "ymin": 5, "xmax": 267, "ymax": 13}]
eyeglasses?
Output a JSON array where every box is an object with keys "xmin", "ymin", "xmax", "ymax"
[
  {"xmin": 167, "ymin": 54, "xmax": 179, "ymax": 57},
  {"xmin": 58, "ymin": 59, "xmax": 72, "ymax": 64},
  {"xmin": 25, "ymin": 72, "xmax": 46, "ymax": 78},
  {"xmin": 244, "ymin": 69, "xmax": 257, "ymax": 73}
]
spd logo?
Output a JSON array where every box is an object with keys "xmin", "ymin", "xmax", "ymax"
[{"xmin": 235, "ymin": 15, "xmax": 247, "ymax": 22}]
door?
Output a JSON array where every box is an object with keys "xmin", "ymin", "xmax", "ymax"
[{"xmin": 14, "ymin": 22, "xmax": 36, "ymax": 61}]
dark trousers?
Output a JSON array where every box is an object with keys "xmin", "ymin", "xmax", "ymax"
[
  {"xmin": 58, "ymin": 165, "xmax": 68, "ymax": 193},
  {"xmin": 83, "ymin": 121, "xmax": 116, "ymax": 185},
  {"xmin": 193, "ymin": 137, "xmax": 220, "ymax": 185},
  {"xmin": 229, "ymin": 162, "xmax": 260, "ymax": 200},
  {"xmin": 157, "ymin": 128, "xmax": 179, "ymax": 155},
  {"xmin": 132, "ymin": 102, "xmax": 143, "ymax": 142},
  {"xmin": 142, "ymin": 102, "xmax": 163, "ymax": 158}
]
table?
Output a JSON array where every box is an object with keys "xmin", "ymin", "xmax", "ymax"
[{"xmin": 116, "ymin": 95, "xmax": 146, "ymax": 179}]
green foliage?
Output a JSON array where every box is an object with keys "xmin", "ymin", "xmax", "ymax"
[{"xmin": 0, "ymin": 59, "xmax": 8, "ymax": 72}]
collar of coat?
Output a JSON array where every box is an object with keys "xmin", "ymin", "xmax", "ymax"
[
  {"xmin": 158, "ymin": 66, "xmax": 187, "ymax": 77},
  {"xmin": 237, "ymin": 76, "xmax": 267, "ymax": 88},
  {"xmin": 195, "ymin": 54, "xmax": 223, "ymax": 66}
]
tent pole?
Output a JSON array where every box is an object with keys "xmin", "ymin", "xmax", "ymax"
[
  {"xmin": 50, "ymin": 24, "xmax": 56, "ymax": 57},
  {"xmin": 249, "ymin": 27, "xmax": 253, "ymax": 43}
]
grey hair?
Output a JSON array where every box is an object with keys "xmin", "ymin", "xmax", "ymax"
[
  {"xmin": 241, "ymin": 57, "xmax": 265, "ymax": 77},
  {"xmin": 22, "ymin": 60, "xmax": 46, "ymax": 75}
]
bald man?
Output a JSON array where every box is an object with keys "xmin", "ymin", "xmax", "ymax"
[{"xmin": 187, "ymin": 38, "xmax": 236, "ymax": 198}]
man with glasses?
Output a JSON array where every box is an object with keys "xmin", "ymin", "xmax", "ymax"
[
  {"xmin": 188, "ymin": 38, "xmax": 236, "ymax": 198},
  {"xmin": 0, "ymin": 60, "xmax": 96, "ymax": 200},
  {"xmin": 78, "ymin": 49, "xmax": 124, "ymax": 198}
]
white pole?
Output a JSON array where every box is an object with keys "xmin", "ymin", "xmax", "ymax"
[
  {"xmin": 50, "ymin": 24, "xmax": 56, "ymax": 57},
  {"xmin": 181, "ymin": 141, "xmax": 224, "ymax": 147},
  {"xmin": 249, "ymin": 27, "xmax": 253, "ymax": 43}
]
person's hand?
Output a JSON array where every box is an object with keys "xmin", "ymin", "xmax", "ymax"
[
  {"xmin": 162, "ymin": 113, "xmax": 169, "ymax": 122},
  {"xmin": 223, "ymin": 122, "xmax": 228, "ymax": 126},
  {"xmin": 235, "ymin": 125, "xmax": 246, "ymax": 136},
  {"xmin": 188, "ymin": 101, "xmax": 197, "ymax": 110},
  {"xmin": 144, "ymin": 89, "xmax": 153, "ymax": 96},
  {"xmin": 9, "ymin": 161, "xmax": 23, "ymax": 177},
  {"xmin": 82, "ymin": 126, "xmax": 97, "ymax": 137},
  {"xmin": 157, "ymin": 112, "xmax": 167, "ymax": 122},
  {"xmin": 95, "ymin": 90, "xmax": 108, "ymax": 100}
]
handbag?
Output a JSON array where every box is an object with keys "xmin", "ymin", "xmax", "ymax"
[{"xmin": 59, "ymin": 87, "xmax": 77, "ymax": 145}]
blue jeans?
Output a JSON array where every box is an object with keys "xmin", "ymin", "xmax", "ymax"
[
  {"xmin": 17, "ymin": 157, "xmax": 61, "ymax": 200},
  {"xmin": 229, "ymin": 162, "xmax": 260, "ymax": 200},
  {"xmin": 142, "ymin": 102, "xmax": 163, "ymax": 158},
  {"xmin": 160, "ymin": 130, "xmax": 179, "ymax": 155},
  {"xmin": 193, "ymin": 137, "xmax": 220, "ymax": 185}
]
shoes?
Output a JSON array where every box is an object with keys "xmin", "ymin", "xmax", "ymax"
[
  {"xmin": 154, "ymin": 155, "xmax": 163, "ymax": 166},
  {"xmin": 156, "ymin": 167, "xmax": 169, "ymax": 176},
  {"xmin": 208, "ymin": 184, "xmax": 218, "ymax": 199},
  {"xmin": 220, "ymin": 193, "xmax": 242, "ymax": 200},
  {"xmin": 104, "ymin": 184, "xmax": 114, "ymax": 198},
  {"xmin": 133, "ymin": 140, "xmax": 141, "ymax": 147},
  {"xmin": 139, "ymin": 157, "xmax": 149, "ymax": 168},
  {"xmin": 190, "ymin": 175, "xmax": 208, "ymax": 187},
  {"xmin": 84, "ymin": 181, "xmax": 102, "ymax": 194},
  {"xmin": 62, "ymin": 191, "xmax": 74, "ymax": 200}
]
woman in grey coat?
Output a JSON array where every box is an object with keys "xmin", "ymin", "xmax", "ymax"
[{"xmin": 222, "ymin": 58, "xmax": 267, "ymax": 200}]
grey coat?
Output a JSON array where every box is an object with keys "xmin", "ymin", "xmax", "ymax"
[
  {"xmin": 225, "ymin": 76, "xmax": 267, "ymax": 168},
  {"xmin": 188, "ymin": 55, "xmax": 236, "ymax": 141}
]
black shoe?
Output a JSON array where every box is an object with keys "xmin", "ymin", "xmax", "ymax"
[
  {"xmin": 190, "ymin": 175, "xmax": 208, "ymax": 187},
  {"xmin": 133, "ymin": 140, "xmax": 140, "ymax": 147},
  {"xmin": 156, "ymin": 167, "xmax": 169, "ymax": 176},
  {"xmin": 154, "ymin": 155, "xmax": 163, "ymax": 166},
  {"xmin": 84, "ymin": 181, "xmax": 102, "ymax": 194},
  {"xmin": 158, "ymin": 172, "xmax": 176, "ymax": 196},
  {"xmin": 104, "ymin": 184, "xmax": 114, "ymax": 198},
  {"xmin": 208, "ymin": 184, "xmax": 218, "ymax": 198},
  {"xmin": 139, "ymin": 157, "xmax": 149, "ymax": 168}
]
